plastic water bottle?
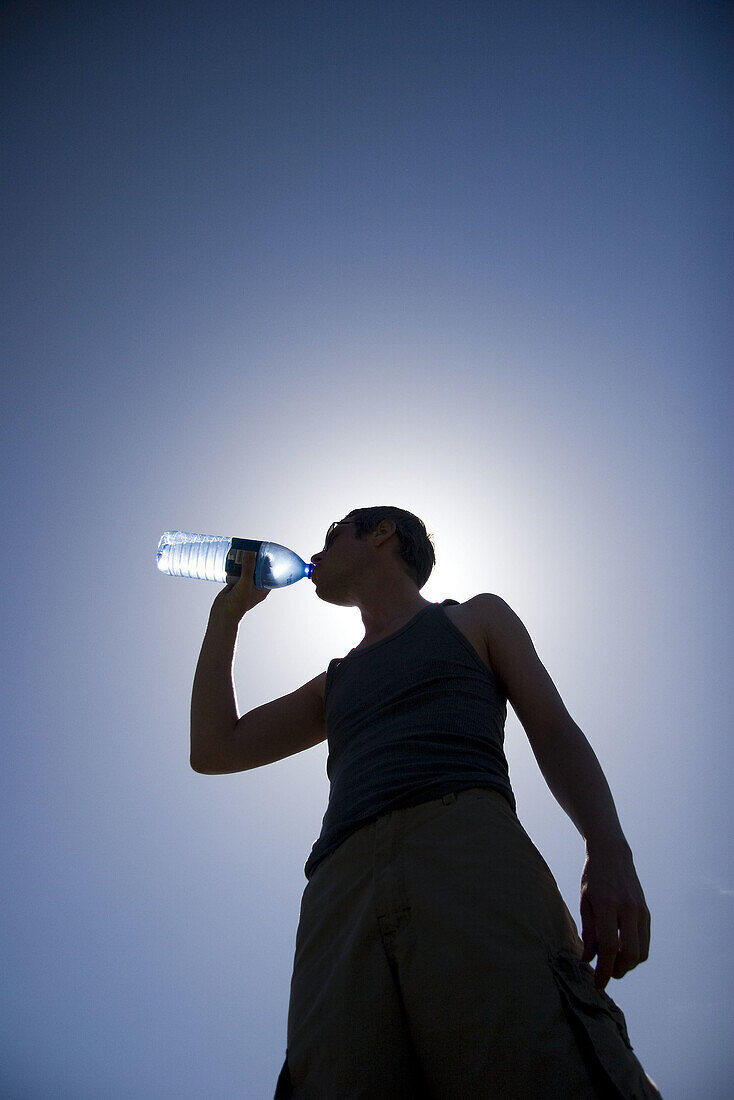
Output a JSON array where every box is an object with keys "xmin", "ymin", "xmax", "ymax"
[{"xmin": 156, "ymin": 531, "xmax": 314, "ymax": 589}]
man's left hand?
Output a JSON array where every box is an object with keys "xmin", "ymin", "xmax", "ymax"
[{"xmin": 579, "ymin": 850, "xmax": 651, "ymax": 990}]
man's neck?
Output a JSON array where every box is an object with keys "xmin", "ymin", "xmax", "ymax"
[{"xmin": 355, "ymin": 588, "xmax": 432, "ymax": 647}]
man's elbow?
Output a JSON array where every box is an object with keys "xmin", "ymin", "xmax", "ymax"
[{"xmin": 190, "ymin": 750, "xmax": 219, "ymax": 774}]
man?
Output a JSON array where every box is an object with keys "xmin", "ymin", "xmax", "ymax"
[{"xmin": 190, "ymin": 506, "xmax": 662, "ymax": 1098}]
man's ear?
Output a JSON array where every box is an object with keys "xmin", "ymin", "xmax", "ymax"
[{"xmin": 373, "ymin": 520, "xmax": 397, "ymax": 545}]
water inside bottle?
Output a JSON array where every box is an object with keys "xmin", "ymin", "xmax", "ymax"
[{"xmin": 157, "ymin": 531, "xmax": 232, "ymax": 583}]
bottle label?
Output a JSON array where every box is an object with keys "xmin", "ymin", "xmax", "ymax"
[{"xmin": 225, "ymin": 538, "xmax": 262, "ymax": 579}]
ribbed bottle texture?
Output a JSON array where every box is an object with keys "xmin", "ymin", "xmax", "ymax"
[{"xmin": 157, "ymin": 531, "xmax": 232, "ymax": 583}]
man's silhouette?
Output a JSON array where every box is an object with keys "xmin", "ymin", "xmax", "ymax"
[{"xmin": 190, "ymin": 507, "xmax": 662, "ymax": 1098}]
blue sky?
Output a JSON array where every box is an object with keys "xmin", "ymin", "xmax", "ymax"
[{"xmin": 2, "ymin": 1, "xmax": 732, "ymax": 1096}]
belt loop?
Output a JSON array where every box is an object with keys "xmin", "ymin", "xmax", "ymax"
[{"xmin": 442, "ymin": 793, "xmax": 457, "ymax": 805}]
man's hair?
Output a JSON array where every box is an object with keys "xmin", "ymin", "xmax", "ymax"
[{"xmin": 342, "ymin": 506, "xmax": 436, "ymax": 589}]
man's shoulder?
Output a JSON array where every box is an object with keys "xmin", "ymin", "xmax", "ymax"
[
  {"xmin": 445, "ymin": 594, "xmax": 533, "ymax": 689},
  {"xmin": 451, "ymin": 592, "xmax": 511, "ymax": 620},
  {"xmin": 447, "ymin": 593, "xmax": 523, "ymax": 646},
  {"xmin": 440, "ymin": 594, "xmax": 514, "ymax": 680}
]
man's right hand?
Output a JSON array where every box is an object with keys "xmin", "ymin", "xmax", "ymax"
[{"xmin": 210, "ymin": 550, "xmax": 270, "ymax": 623}]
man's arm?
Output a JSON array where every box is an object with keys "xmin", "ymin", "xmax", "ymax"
[
  {"xmin": 190, "ymin": 552, "xmax": 326, "ymax": 774},
  {"xmin": 477, "ymin": 593, "xmax": 651, "ymax": 990}
]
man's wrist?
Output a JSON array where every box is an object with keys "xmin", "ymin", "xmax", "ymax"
[
  {"xmin": 207, "ymin": 603, "xmax": 242, "ymax": 637},
  {"xmin": 584, "ymin": 834, "xmax": 633, "ymax": 860}
]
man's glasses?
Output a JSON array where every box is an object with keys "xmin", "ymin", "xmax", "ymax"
[{"xmin": 323, "ymin": 520, "xmax": 357, "ymax": 551}]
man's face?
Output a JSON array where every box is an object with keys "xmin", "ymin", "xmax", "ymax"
[{"xmin": 309, "ymin": 519, "xmax": 362, "ymax": 605}]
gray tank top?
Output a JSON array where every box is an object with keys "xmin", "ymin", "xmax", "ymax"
[{"xmin": 303, "ymin": 600, "xmax": 516, "ymax": 879}]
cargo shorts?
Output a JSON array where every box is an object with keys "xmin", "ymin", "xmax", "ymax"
[{"xmin": 275, "ymin": 787, "xmax": 662, "ymax": 1099}]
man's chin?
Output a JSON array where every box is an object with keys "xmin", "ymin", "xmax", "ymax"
[{"xmin": 313, "ymin": 583, "xmax": 355, "ymax": 608}]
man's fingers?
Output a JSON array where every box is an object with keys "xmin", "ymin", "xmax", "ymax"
[
  {"xmin": 612, "ymin": 908, "xmax": 640, "ymax": 979},
  {"xmin": 235, "ymin": 550, "xmax": 258, "ymax": 585},
  {"xmin": 581, "ymin": 939, "xmax": 595, "ymax": 964},
  {"xmin": 592, "ymin": 908, "xmax": 618, "ymax": 990},
  {"xmin": 579, "ymin": 894, "xmax": 597, "ymax": 963},
  {"xmin": 595, "ymin": 948, "xmax": 617, "ymax": 989},
  {"xmin": 580, "ymin": 858, "xmax": 651, "ymax": 988}
]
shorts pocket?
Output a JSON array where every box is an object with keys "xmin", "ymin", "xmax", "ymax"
[{"xmin": 550, "ymin": 950, "xmax": 663, "ymax": 1099}]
